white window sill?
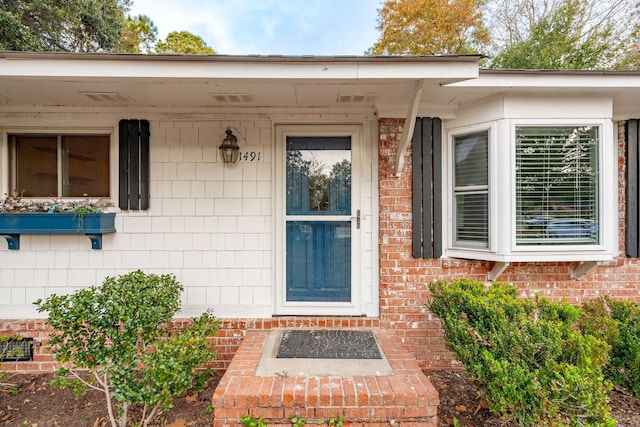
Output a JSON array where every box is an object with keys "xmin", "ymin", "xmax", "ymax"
[{"xmin": 444, "ymin": 248, "xmax": 615, "ymax": 263}]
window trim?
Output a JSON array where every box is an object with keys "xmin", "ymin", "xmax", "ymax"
[
  {"xmin": 445, "ymin": 122, "xmax": 496, "ymax": 254},
  {"xmin": 443, "ymin": 118, "xmax": 617, "ymax": 263},
  {"xmin": 452, "ymin": 130, "xmax": 490, "ymax": 249},
  {"xmin": 2, "ymin": 127, "xmax": 117, "ymax": 202},
  {"xmin": 508, "ymin": 119, "xmax": 616, "ymax": 259}
]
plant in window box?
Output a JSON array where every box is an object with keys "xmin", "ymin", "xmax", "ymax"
[{"xmin": 0, "ymin": 195, "xmax": 116, "ymax": 250}]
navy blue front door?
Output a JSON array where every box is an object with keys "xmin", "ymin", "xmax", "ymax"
[{"xmin": 285, "ymin": 136, "xmax": 352, "ymax": 302}]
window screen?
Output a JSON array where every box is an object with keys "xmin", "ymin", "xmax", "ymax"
[
  {"xmin": 454, "ymin": 131, "xmax": 489, "ymax": 247},
  {"xmin": 516, "ymin": 126, "xmax": 599, "ymax": 245},
  {"xmin": 11, "ymin": 135, "xmax": 110, "ymax": 198}
]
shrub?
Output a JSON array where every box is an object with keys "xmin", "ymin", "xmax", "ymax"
[
  {"xmin": 36, "ymin": 270, "xmax": 220, "ymax": 427},
  {"xmin": 580, "ymin": 297, "xmax": 640, "ymax": 398},
  {"xmin": 428, "ymin": 279, "xmax": 613, "ymax": 426}
]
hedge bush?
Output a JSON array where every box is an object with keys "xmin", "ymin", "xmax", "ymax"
[
  {"xmin": 428, "ymin": 279, "xmax": 614, "ymax": 427},
  {"xmin": 580, "ymin": 296, "xmax": 640, "ymax": 398}
]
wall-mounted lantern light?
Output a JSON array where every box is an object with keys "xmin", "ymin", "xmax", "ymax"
[{"xmin": 219, "ymin": 128, "xmax": 240, "ymax": 163}]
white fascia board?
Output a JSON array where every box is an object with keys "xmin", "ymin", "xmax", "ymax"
[
  {"xmin": 356, "ymin": 61, "xmax": 478, "ymax": 81},
  {"xmin": 0, "ymin": 57, "xmax": 355, "ymax": 79},
  {"xmin": 0, "ymin": 56, "xmax": 479, "ymax": 82},
  {"xmin": 448, "ymin": 71, "xmax": 640, "ymax": 89}
]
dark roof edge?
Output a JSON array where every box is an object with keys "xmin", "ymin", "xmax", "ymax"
[
  {"xmin": 0, "ymin": 50, "xmax": 482, "ymax": 63},
  {"xmin": 480, "ymin": 67, "xmax": 640, "ymax": 76}
]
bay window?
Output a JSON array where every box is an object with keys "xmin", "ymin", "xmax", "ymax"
[{"xmin": 444, "ymin": 118, "xmax": 615, "ymax": 263}]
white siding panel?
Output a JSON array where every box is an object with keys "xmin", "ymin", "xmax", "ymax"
[
  {"xmin": 215, "ymin": 200, "xmax": 242, "ymax": 216},
  {"xmin": 47, "ymin": 270, "xmax": 68, "ymax": 287},
  {"xmin": 0, "ymin": 269, "xmax": 14, "ymax": 286},
  {"xmin": 67, "ymin": 269, "xmax": 96, "ymax": 287},
  {"xmin": 70, "ymin": 252, "xmax": 89, "ymax": 269},
  {"xmin": 186, "ymin": 286, "xmax": 207, "ymax": 303},
  {"xmin": 14, "ymin": 269, "xmax": 34, "ymax": 287},
  {"xmin": 176, "ymin": 164, "xmax": 196, "ymax": 181},
  {"xmin": 152, "ymin": 217, "xmax": 172, "ymax": 232},
  {"xmin": 11, "ymin": 287, "xmax": 26, "ymax": 304},
  {"xmin": 149, "ymin": 251, "xmax": 169, "ymax": 268},
  {"xmin": 24, "ymin": 287, "xmax": 45, "ymax": 305},
  {"xmin": 220, "ymin": 287, "xmax": 239, "ymax": 304},
  {"xmin": 0, "ymin": 113, "xmax": 378, "ymax": 318},
  {"xmin": 151, "ymin": 146, "xmax": 170, "ymax": 162},
  {"xmin": 123, "ymin": 216, "xmax": 152, "ymax": 233},
  {"xmin": 145, "ymin": 233, "xmax": 165, "ymax": 250},
  {"xmin": 30, "ymin": 235, "xmax": 51, "ymax": 250},
  {"xmin": 0, "ymin": 288, "xmax": 11, "ymax": 303}
]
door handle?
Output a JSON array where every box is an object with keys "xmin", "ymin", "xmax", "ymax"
[{"xmin": 349, "ymin": 210, "xmax": 361, "ymax": 229}]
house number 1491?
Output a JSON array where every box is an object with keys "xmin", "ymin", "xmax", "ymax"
[{"xmin": 238, "ymin": 151, "xmax": 262, "ymax": 162}]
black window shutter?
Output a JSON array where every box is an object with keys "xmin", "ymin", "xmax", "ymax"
[
  {"xmin": 627, "ymin": 119, "xmax": 640, "ymax": 257},
  {"xmin": 119, "ymin": 119, "xmax": 150, "ymax": 210},
  {"xmin": 411, "ymin": 117, "xmax": 442, "ymax": 259}
]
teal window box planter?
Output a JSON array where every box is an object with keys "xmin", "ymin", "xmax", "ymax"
[{"xmin": 0, "ymin": 212, "xmax": 116, "ymax": 250}]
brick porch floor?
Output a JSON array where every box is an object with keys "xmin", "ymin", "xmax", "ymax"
[{"xmin": 212, "ymin": 329, "xmax": 439, "ymax": 427}]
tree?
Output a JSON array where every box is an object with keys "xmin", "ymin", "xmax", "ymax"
[
  {"xmin": 0, "ymin": 0, "xmax": 131, "ymax": 52},
  {"xmin": 368, "ymin": 0, "xmax": 490, "ymax": 55},
  {"xmin": 155, "ymin": 31, "xmax": 215, "ymax": 54},
  {"xmin": 119, "ymin": 14, "xmax": 158, "ymax": 53},
  {"xmin": 0, "ymin": 7, "xmax": 40, "ymax": 51},
  {"xmin": 488, "ymin": 0, "xmax": 639, "ymax": 69}
]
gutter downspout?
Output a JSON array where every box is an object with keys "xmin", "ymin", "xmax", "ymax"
[{"xmin": 394, "ymin": 79, "xmax": 425, "ymax": 176}]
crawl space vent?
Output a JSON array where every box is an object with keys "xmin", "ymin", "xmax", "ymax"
[{"xmin": 1, "ymin": 337, "xmax": 34, "ymax": 362}]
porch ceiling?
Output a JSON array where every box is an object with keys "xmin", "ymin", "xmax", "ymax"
[
  {"xmin": 2, "ymin": 53, "xmax": 640, "ymax": 119},
  {"xmin": 0, "ymin": 52, "xmax": 480, "ymax": 115}
]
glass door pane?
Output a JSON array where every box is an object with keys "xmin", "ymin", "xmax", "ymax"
[{"xmin": 286, "ymin": 136, "xmax": 352, "ymax": 302}]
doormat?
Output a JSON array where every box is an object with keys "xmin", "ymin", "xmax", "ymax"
[{"xmin": 276, "ymin": 329, "xmax": 382, "ymax": 359}]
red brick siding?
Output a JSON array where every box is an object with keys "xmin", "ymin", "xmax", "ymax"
[
  {"xmin": 377, "ymin": 118, "xmax": 640, "ymax": 370},
  {"xmin": 1, "ymin": 317, "xmax": 380, "ymax": 373}
]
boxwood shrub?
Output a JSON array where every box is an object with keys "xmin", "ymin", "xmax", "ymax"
[
  {"xmin": 580, "ymin": 296, "xmax": 640, "ymax": 398},
  {"xmin": 428, "ymin": 279, "xmax": 614, "ymax": 426}
]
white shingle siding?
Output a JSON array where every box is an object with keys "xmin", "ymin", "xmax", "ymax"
[{"xmin": 0, "ymin": 112, "xmax": 378, "ymax": 319}]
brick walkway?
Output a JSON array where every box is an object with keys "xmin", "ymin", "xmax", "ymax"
[{"xmin": 212, "ymin": 329, "xmax": 439, "ymax": 427}]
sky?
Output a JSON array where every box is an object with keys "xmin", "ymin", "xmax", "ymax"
[{"xmin": 128, "ymin": 0, "xmax": 382, "ymax": 56}]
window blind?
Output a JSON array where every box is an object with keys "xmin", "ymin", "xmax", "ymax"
[
  {"xmin": 454, "ymin": 131, "xmax": 489, "ymax": 246},
  {"xmin": 515, "ymin": 126, "xmax": 599, "ymax": 245}
]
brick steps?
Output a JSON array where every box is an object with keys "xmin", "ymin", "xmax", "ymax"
[{"xmin": 212, "ymin": 330, "xmax": 439, "ymax": 427}]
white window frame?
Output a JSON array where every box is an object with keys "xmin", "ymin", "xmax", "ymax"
[
  {"xmin": 443, "ymin": 118, "xmax": 617, "ymax": 263},
  {"xmin": 508, "ymin": 119, "xmax": 616, "ymax": 261},
  {"xmin": 2, "ymin": 127, "xmax": 118, "ymax": 203},
  {"xmin": 444, "ymin": 122, "xmax": 497, "ymax": 257}
]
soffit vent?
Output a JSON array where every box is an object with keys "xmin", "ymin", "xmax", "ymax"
[
  {"xmin": 210, "ymin": 93, "xmax": 255, "ymax": 103},
  {"xmin": 81, "ymin": 92, "xmax": 135, "ymax": 103},
  {"xmin": 337, "ymin": 94, "xmax": 378, "ymax": 103}
]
